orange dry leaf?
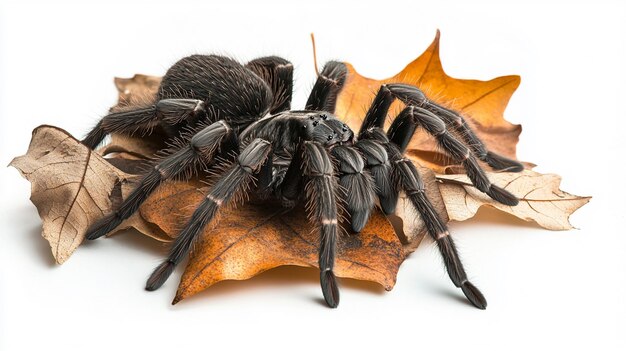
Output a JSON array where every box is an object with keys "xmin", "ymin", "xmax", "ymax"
[
  {"xmin": 336, "ymin": 30, "xmax": 522, "ymax": 173},
  {"xmin": 136, "ymin": 182, "xmax": 405, "ymax": 303}
]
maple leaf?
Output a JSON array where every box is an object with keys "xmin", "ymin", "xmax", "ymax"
[{"xmin": 336, "ymin": 30, "xmax": 522, "ymax": 173}]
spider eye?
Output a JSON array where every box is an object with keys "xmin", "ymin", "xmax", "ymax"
[
  {"xmin": 321, "ymin": 114, "xmax": 328, "ymax": 120},
  {"xmin": 327, "ymin": 134, "xmax": 333, "ymax": 141},
  {"xmin": 309, "ymin": 116, "xmax": 315, "ymax": 120},
  {"xmin": 342, "ymin": 124, "xmax": 348, "ymax": 132},
  {"xmin": 313, "ymin": 121, "xmax": 319, "ymax": 127}
]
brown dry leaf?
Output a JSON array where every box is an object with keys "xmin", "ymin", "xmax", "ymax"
[
  {"xmin": 100, "ymin": 134, "xmax": 162, "ymax": 162},
  {"xmin": 437, "ymin": 170, "xmax": 591, "ymax": 230},
  {"xmin": 113, "ymin": 74, "xmax": 161, "ymax": 109},
  {"xmin": 336, "ymin": 30, "xmax": 522, "ymax": 173},
  {"xmin": 10, "ymin": 126, "xmax": 169, "ymax": 263},
  {"xmin": 10, "ymin": 126, "xmax": 125, "ymax": 263},
  {"xmin": 137, "ymin": 181, "xmax": 406, "ymax": 303}
]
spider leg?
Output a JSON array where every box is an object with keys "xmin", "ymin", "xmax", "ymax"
[
  {"xmin": 85, "ymin": 120, "xmax": 238, "ymax": 240},
  {"xmin": 330, "ymin": 145, "xmax": 376, "ymax": 232},
  {"xmin": 391, "ymin": 145, "xmax": 487, "ymax": 309},
  {"xmin": 390, "ymin": 83, "xmax": 523, "ymax": 172},
  {"xmin": 245, "ymin": 56, "xmax": 294, "ymax": 114},
  {"xmin": 305, "ymin": 61, "xmax": 347, "ymax": 113},
  {"xmin": 360, "ymin": 84, "xmax": 518, "ymax": 205},
  {"xmin": 387, "ymin": 106, "xmax": 518, "ymax": 205},
  {"xmin": 278, "ymin": 141, "xmax": 341, "ymax": 307},
  {"xmin": 358, "ymin": 121, "xmax": 487, "ymax": 308},
  {"xmin": 82, "ymin": 98, "xmax": 207, "ymax": 149},
  {"xmin": 146, "ymin": 138, "xmax": 272, "ymax": 290}
]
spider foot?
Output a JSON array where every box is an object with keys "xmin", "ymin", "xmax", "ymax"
[
  {"xmin": 484, "ymin": 151, "xmax": 524, "ymax": 172},
  {"xmin": 146, "ymin": 261, "xmax": 176, "ymax": 291},
  {"xmin": 487, "ymin": 185, "xmax": 519, "ymax": 206},
  {"xmin": 85, "ymin": 214, "xmax": 120, "ymax": 240},
  {"xmin": 461, "ymin": 281, "xmax": 487, "ymax": 310},
  {"xmin": 320, "ymin": 270, "xmax": 340, "ymax": 308},
  {"xmin": 350, "ymin": 209, "xmax": 371, "ymax": 233}
]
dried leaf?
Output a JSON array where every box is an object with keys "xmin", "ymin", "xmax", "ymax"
[
  {"xmin": 336, "ymin": 30, "xmax": 522, "ymax": 173},
  {"xmin": 113, "ymin": 74, "xmax": 160, "ymax": 109},
  {"xmin": 10, "ymin": 126, "xmax": 120, "ymax": 263},
  {"xmin": 137, "ymin": 181, "xmax": 409, "ymax": 302},
  {"xmin": 437, "ymin": 170, "xmax": 591, "ymax": 230},
  {"xmin": 100, "ymin": 134, "xmax": 162, "ymax": 161},
  {"xmin": 10, "ymin": 126, "xmax": 168, "ymax": 263}
]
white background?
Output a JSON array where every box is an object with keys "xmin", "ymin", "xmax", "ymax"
[{"xmin": 1, "ymin": 0, "xmax": 624, "ymax": 350}]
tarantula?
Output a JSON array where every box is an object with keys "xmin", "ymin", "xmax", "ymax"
[{"xmin": 83, "ymin": 54, "xmax": 523, "ymax": 309}]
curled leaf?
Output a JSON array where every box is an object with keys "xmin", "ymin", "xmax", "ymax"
[
  {"xmin": 437, "ymin": 170, "xmax": 591, "ymax": 230},
  {"xmin": 10, "ymin": 126, "xmax": 126, "ymax": 263},
  {"xmin": 9, "ymin": 126, "xmax": 169, "ymax": 263}
]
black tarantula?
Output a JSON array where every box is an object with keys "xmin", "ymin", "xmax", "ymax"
[{"xmin": 83, "ymin": 54, "xmax": 523, "ymax": 309}]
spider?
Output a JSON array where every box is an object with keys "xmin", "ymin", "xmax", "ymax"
[{"xmin": 83, "ymin": 54, "xmax": 523, "ymax": 309}]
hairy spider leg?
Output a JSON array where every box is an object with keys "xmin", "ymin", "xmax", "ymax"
[
  {"xmin": 427, "ymin": 103, "xmax": 523, "ymax": 171},
  {"xmin": 82, "ymin": 98, "xmax": 207, "ymax": 149},
  {"xmin": 362, "ymin": 84, "xmax": 519, "ymax": 206},
  {"xmin": 305, "ymin": 61, "xmax": 378, "ymax": 232},
  {"xmin": 245, "ymin": 56, "xmax": 294, "ymax": 114},
  {"xmin": 357, "ymin": 123, "xmax": 488, "ymax": 309},
  {"xmin": 85, "ymin": 120, "xmax": 238, "ymax": 240},
  {"xmin": 375, "ymin": 83, "xmax": 523, "ymax": 172},
  {"xmin": 389, "ymin": 141, "xmax": 487, "ymax": 309},
  {"xmin": 279, "ymin": 141, "xmax": 341, "ymax": 307},
  {"xmin": 146, "ymin": 138, "xmax": 273, "ymax": 291},
  {"xmin": 387, "ymin": 106, "xmax": 518, "ymax": 206},
  {"xmin": 305, "ymin": 61, "xmax": 348, "ymax": 113}
]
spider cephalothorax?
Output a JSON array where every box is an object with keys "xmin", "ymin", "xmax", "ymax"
[{"xmin": 83, "ymin": 54, "xmax": 523, "ymax": 309}]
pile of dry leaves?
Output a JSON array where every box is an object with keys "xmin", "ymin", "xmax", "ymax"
[{"xmin": 10, "ymin": 32, "xmax": 590, "ymax": 304}]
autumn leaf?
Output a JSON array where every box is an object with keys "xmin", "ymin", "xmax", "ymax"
[
  {"xmin": 336, "ymin": 30, "xmax": 521, "ymax": 173},
  {"xmin": 113, "ymin": 74, "xmax": 161, "ymax": 109},
  {"xmin": 9, "ymin": 126, "xmax": 171, "ymax": 263},
  {"xmin": 136, "ymin": 182, "xmax": 406, "ymax": 302},
  {"xmin": 436, "ymin": 171, "xmax": 591, "ymax": 230},
  {"xmin": 10, "ymin": 126, "xmax": 118, "ymax": 263}
]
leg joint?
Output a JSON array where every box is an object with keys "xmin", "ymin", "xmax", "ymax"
[
  {"xmin": 322, "ymin": 218, "xmax": 338, "ymax": 225},
  {"xmin": 206, "ymin": 193, "xmax": 223, "ymax": 206}
]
